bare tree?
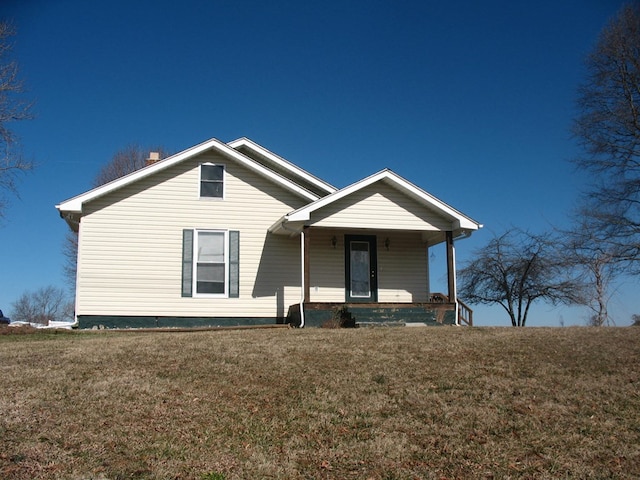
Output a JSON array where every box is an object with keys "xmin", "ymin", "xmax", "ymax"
[
  {"xmin": 458, "ymin": 230, "xmax": 584, "ymax": 327},
  {"xmin": 573, "ymin": 4, "xmax": 640, "ymax": 271},
  {"xmin": 0, "ymin": 21, "xmax": 34, "ymax": 219},
  {"xmin": 11, "ymin": 286, "xmax": 73, "ymax": 325},
  {"xmin": 559, "ymin": 211, "xmax": 623, "ymax": 326},
  {"xmin": 63, "ymin": 145, "xmax": 169, "ymax": 291},
  {"xmin": 92, "ymin": 144, "xmax": 169, "ymax": 187},
  {"xmin": 632, "ymin": 314, "xmax": 640, "ymax": 326}
]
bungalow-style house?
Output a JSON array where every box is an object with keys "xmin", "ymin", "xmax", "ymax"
[{"xmin": 56, "ymin": 137, "xmax": 481, "ymax": 329}]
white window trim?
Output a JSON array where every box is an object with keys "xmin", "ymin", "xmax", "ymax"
[
  {"xmin": 193, "ymin": 229, "xmax": 229, "ymax": 298},
  {"xmin": 199, "ymin": 163, "xmax": 226, "ymax": 200}
]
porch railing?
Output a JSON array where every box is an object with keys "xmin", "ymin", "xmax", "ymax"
[{"xmin": 457, "ymin": 299, "xmax": 473, "ymax": 326}]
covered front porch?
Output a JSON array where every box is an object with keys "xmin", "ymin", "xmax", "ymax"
[
  {"xmin": 268, "ymin": 169, "xmax": 482, "ymax": 328},
  {"xmin": 288, "ymin": 227, "xmax": 472, "ymax": 327}
]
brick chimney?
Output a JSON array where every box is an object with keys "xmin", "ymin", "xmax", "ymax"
[{"xmin": 146, "ymin": 151, "xmax": 160, "ymax": 166}]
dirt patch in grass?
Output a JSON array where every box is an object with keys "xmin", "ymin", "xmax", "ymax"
[
  {"xmin": 0, "ymin": 325, "xmax": 42, "ymax": 335},
  {"xmin": 1, "ymin": 327, "xmax": 639, "ymax": 479}
]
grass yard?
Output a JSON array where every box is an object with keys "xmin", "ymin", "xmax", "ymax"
[{"xmin": 1, "ymin": 326, "xmax": 639, "ymax": 479}]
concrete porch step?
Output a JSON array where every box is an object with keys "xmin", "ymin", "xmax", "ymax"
[{"xmin": 357, "ymin": 321, "xmax": 406, "ymax": 328}]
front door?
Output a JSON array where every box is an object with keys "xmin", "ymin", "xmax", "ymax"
[{"xmin": 345, "ymin": 235, "xmax": 378, "ymax": 302}]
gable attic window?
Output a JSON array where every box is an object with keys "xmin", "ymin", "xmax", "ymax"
[{"xmin": 200, "ymin": 164, "xmax": 224, "ymax": 198}]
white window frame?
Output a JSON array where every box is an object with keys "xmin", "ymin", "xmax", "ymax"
[
  {"xmin": 199, "ymin": 163, "xmax": 225, "ymax": 200},
  {"xmin": 193, "ymin": 229, "xmax": 229, "ymax": 297}
]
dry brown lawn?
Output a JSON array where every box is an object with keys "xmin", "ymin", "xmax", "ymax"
[{"xmin": 1, "ymin": 325, "xmax": 639, "ymax": 479}]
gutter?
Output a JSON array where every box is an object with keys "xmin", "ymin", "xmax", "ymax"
[
  {"xmin": 454, "ymin": 229, "xmax": 475, "ymax": 241},
  {"xmin": 299, "ymin": 229, "xmax": 306, "ymax": 328}
]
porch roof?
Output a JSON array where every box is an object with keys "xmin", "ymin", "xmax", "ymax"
[{"xmin": 269, "ymin": 169, "xmax": 482, "ymax": 239}]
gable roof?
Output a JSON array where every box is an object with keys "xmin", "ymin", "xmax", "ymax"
[
  {"xmin": 227, "ymin": 137, "xmax": 336, "ymax": 197},
  {"xmin": 269, "ymin": 169, "xmax": 482, "ymax": 235},
  {"xmin": 56, "ymin": 137, "xmax": 324, "ymax": 217}
]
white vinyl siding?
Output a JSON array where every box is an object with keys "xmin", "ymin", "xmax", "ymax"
[
  {"xmin": 308, "ymin": 230, "xmax": 428, "ymax": 303},
  {"xmin": 309, "ymin": 182, "xmax": 453, "ymax": 231},
  {"xmin": 376, "ymin": 232, "xmax": 429, "ymax": 302},
  {"xmin": 76, "ymin": 151, "xmax": 305, "ymax": 318}
]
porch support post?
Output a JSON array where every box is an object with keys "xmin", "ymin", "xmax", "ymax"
[
  {"xmin": 303, "ymin": 226, "xmax": 310, "ymax": 303},
  {"xmin": 425, "ymin": 245, "xmax": 431, "ymax": 299},
  {"xmin": 446, "ymin": 231, "xmax": 457, "ymax": 304}
]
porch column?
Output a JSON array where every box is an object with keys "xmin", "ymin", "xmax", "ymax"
[
  {"xmin": 425, "ymin": 245, "xmax": 431, "ymax": 299},
  {"xmin": 446, "ymin": 231, "xmax": 457, "ymax": 304},
  {"xmin": 303, "ymin": 226, "xmax": 310, "ymax": 302}
]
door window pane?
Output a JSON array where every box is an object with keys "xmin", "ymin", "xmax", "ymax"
[{"xmin": 350, "ymin": 241, "xmax": 370, "ymax": 298}]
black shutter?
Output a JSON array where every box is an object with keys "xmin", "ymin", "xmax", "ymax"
[
  {"xmin": 182, "ymin": 229, "xmax": 193, "ymax": 297},
  {"xmin": 229, "ymin": 230, "xmax": 239, "ymax": 298}
]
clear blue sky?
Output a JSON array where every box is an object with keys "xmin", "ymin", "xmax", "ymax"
[{"xmin": 1, "ymin": 0, "xmax": 637, "ymax": 326}]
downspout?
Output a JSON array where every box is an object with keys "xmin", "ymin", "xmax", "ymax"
[
  {"xmin": 452, "ymin": 239, "xmax": 458, "ymax": 325},
  {"xmin": 299, "ymin": 229, "xmax": 306, "ymax": 328},
  {"xmin": 278, "ymin": 219, "xmax": 306, "ymax": 328}
]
